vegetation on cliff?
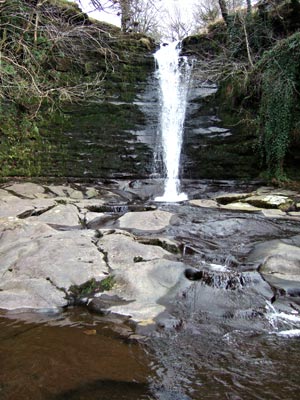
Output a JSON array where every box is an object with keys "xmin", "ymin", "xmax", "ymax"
[
  {"xmin": 183, "ymin": 0, "xmax": 300, "ymax": 181},
  {"xmin": 0, "ymin": 0, "xmax": 155, "ymax": 177}
]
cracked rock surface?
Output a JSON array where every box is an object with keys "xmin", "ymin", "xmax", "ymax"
[
  {"xmin": 0, "ymin": 181, "xmax": 181, "ymax": 319},
  {"xmin": 1, "ymin": 180, "xmax": 300, "ymax": 324}
]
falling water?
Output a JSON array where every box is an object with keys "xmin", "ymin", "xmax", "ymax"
[{"xmin": 154, "ymin": 41, "xmax": 192, "ymax": 202}]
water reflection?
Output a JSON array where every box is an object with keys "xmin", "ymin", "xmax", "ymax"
[
  {"xmin": 0, "ymin": 309, "xmax": 151, "ymax": 400},
  {"xmin": 1, "ymin": 297, "xmax": 300, "ymax": 400}
]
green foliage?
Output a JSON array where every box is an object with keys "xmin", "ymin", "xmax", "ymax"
[
  {"xmin": 100, "ymin": 276, "xmax": 115, "ymax": 291},
  {"xmin": 69, "ymin": 276, "xmax": 115, "ymax": 298},
  {"xmin": 256, "ymin": 32, "xmax": 300, "ymax": 179}
]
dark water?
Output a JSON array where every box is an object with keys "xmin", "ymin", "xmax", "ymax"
[
  {"xmin": 1, "ymin": 306, "xmax": 300, "ymax": 400},
  {"xmin": 0, "ymin": 310, "xmax": 151, "ymax": 400}
]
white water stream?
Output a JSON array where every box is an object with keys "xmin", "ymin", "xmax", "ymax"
[{"xmin": 154, "ymin": 42, "xmax": 192, "ymax": 202}]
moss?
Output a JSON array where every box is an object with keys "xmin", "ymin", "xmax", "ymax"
[{"xmin": 0, "ymin": 0, "xmax": 155, "ymax": 178}]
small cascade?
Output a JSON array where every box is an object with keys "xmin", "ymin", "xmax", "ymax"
[
  {"xmin": 154, "ymin": 41, "xmax": 192, "ymax": 202},
  {"xmin": 265, "ymin": 301, "xmax": 300, "ymax": 337}
]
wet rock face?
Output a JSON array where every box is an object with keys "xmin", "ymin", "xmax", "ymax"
[{"xmin": 181, "ymin": 79, "xmax": 261, "ymax": 180}]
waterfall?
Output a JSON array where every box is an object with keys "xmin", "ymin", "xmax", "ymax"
[{"xmin": 154, "ymin": 41, "xmax": 192, "ymax": 202}]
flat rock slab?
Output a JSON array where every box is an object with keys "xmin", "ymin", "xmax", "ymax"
[
  {"xmin": 215, "ymin": 193, "xmax": 252, "ymax": 204},
  {"xmin": 0, "ymin": 189, "xmax": 20, "ymax": 201},
  {"xmin": 4, "ymin": 182, "xmax": 47, "ymax": 199},
  {"xmin": 256, "ymin": 187, "xmax": 298, "ymax": 197},
  {"xmin": 0, "ymin": 278, "xmax": 67, "ymax": 311},
  {"xmin": 199, "ymin": 217, "xmax": 282, "ymax": 239},
  {"xmin": 261, "ymin": 209, "xmax": 287, "ymax": 218},
  {"xmin": 93, "ymin": 230, "xmax": 188, "ymax": 322},
  {"xmin": 92, "ymin": 259, "xmax": 190, "ymax": 322},
  {"xmin": 221, "ymin": 202, "xmax": 261, "ymax": 212},
  {"xmin": 189, "ymin": 199, "xmax": 219, "ymax": 208},
  {"xmin": 27, "ymin": 203, "xmax": 80, "ymax": 227},
  {"xmin": 97, "ymin": 231, "xmax": 174, "ymax": 270},
  {"xmin": 0, "ymin": 198, "xmax": 33, "ymax": 218},
  {"xmin": 74, "ymin": 199, "xmax": 106, "ymax": 212},
  {"xmin": 0, "ymin": 198, "xmax": 56, "ymax": 219},
  {"xmin": 0, "ymin": 218, "xmax": 108, "ymax": 311},
  {"xmin": 118, "ymin": 209, "xmax": 173, "ymax": 232}
]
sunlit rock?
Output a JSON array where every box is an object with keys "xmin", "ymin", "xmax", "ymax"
[{"xmin": 118, "ymin": 209, "xmax": 173, "ymax": 232}]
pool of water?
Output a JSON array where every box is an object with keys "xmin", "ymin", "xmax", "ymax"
[
  {"xmin": 1, "ymin": 300, "xmax": 300, "ymax": 400},
  {"xmin": 0, "ymin": 309, "xmax": 152, "ymax": 400}
]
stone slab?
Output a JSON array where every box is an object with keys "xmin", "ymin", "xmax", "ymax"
[{"xmin": 118, "ymin": 209, "xmax": 173, "ymax": 231}]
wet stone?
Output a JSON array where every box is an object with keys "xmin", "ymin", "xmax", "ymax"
[{"xmin": 96, "ymin": 231, "xmax": 174, "ymax": 270}]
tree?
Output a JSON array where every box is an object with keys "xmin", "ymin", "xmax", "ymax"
[
  {"xmin": 161, "ymin": 3, "xmax": 195, "ymax": 41},
  {"xmin": 218, "ymin": 0, "xmax": 230, "ymax": 25},
  {"xmin": 87, "ymin": 0, "xmax": 161, "ymax": 33},
  {"xmin": 127, "ymin": 0, "xmax": 162, "ymax": 36},
  {"xmin": 246, "ymin": 0, "xmax": 252, "ymax": 15},
  {"xmin": 193, "ymin": 0, "xmax": 220, "ymax": 29}
]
